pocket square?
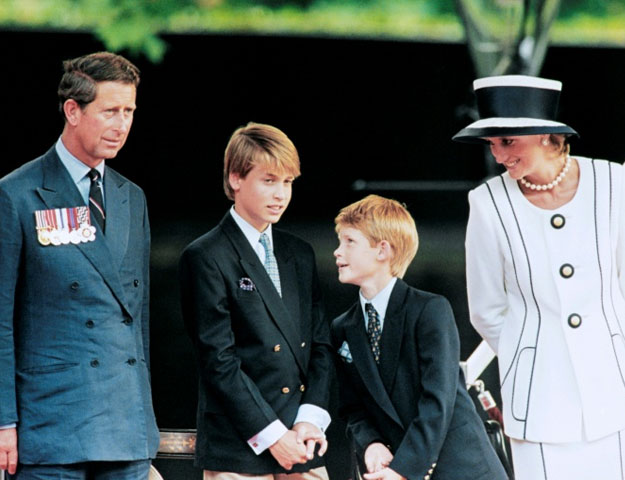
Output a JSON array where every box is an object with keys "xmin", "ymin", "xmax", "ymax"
[
  {"xmin": 337, "ymin": 340, "xmax": 353, "ymax": 363},
  {"xmin": 238, "ymin": 277, "xmax": 256, "ymax": 291}
]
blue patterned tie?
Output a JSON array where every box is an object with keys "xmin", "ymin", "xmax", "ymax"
[
  {"xmin": 259, "ymin": 233, "xmax": 281, "ymax": 297},
  {"xmin": 365, "ymin": 303, "xmax": 381, "ymax": 364}
]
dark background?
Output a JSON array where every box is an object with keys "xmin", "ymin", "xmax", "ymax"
[{"xmin": 2, "ymin": 29, "xmax": 625, "ymax": 478}]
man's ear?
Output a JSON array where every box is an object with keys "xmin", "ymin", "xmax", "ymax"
[{"xmin": 63, "ymin": 99, "xmax": 82, "ymax": 127}]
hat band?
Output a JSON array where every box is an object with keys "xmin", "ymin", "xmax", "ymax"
[
  {"xmin": 476, "ymin": 86, "xmax": 560, "ymax": 120},
  {"xmin": 467, "ymin": 117, "xmax": 568, "ymax": 129}
]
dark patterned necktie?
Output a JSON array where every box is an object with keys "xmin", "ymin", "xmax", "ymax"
[
  {"xmin": 87, "ymin": 168, "xmax": 105, "ymax": 232},
  {"xmin": 365, "ymin": 303, "xmax": 381, "ymax": 364},
  {"xmin": 259, "ymin": 233, "xmax": 281, "ymax": 296}
]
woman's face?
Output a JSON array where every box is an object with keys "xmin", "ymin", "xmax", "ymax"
[{"xmin": 484, "ymin": 135, "xmax": 548, "ymax": 180}]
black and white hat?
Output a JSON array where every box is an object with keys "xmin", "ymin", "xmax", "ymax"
[{"xmin": 452, "ymin": 75, "xmax": 578, "ymax": 144}]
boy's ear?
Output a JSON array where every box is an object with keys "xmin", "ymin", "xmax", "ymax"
[
  {"xmin": 228, "ymin": 172, "xmax": 241, "ymax": 193},
  {"xmin": 377, "ymin": 240, "xmax": 392, "ymax": 261}
]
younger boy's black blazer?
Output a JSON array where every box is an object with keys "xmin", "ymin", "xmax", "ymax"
[
  {"xmin": 180, "ymin": 212, "xmax": 333, "ymax": 474},
  {"xmin": 331, "ymin": 279, "xmax": 507, "ymax": 480}
]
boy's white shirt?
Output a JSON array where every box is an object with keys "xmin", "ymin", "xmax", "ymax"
[
  {"xmin": 359, "ymin": 277, "xmax": 398, "ymax": 332},
  {"xmin": 230, "ymin": 205, "xmax": 273, "ymax": 263}
]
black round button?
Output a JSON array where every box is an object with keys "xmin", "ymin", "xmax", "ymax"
[
  {"xmin": 85, "ymin": 320, "xmax": 95, "ymax": 328},
  {"xmin": 568, "ymin": 313, "xmax": 582, "ymax": 328},
  {"xmin": 70, "ymin": 281, "xmax": 80, "ymax": 290},
  {"xmin": 122, "ymin": 317, "xmax": 133, "ymax": 325},
  {"xmin": 127, "ymin": 358, "xmax": 137, "ymax": 366},
  {"xmin": 133, "ymin": 279, "xmax": 140, "ymax": 287},
  {"xmin": 551, "ymin": 214, "xmax": 565, "ymax": 229},
  {"xmin": 90, "ymin": 359, "xmax": 100, "ymax": 368},
  {"xmin": 560, "ymin": 264, "xmax": 574, "ymax": 278}
]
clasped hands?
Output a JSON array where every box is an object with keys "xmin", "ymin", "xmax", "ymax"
[
  {"xmin": 363, "ymin": 442, "xmax": 405, "ymax": 480},
  {"xmin": 269, "ymin": 422, "xmax": 327, "ymax": 470}
]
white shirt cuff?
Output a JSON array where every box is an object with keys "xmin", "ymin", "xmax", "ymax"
[
  {"xmin": 293, "ymin": 404, "xmax": 331, "ymax": 433},
  {"xmin": 0, "ymin": 423, "xmax": 16, "ymax": 430},
  {"xmin": 248, "ymin": 420, "xmax": 288, "ymax": 455}
]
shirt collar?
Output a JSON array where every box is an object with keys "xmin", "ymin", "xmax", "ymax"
[
  {"xmin": 229, "ymin": 205, "xmax": 273, "ymax": 250},
  {"xmin": 359, "ymin": 277, "xmax": 398, "ymax": 324},
  {"xmin": 55, "ymin": 137, "xmax": 105, "ymax": 184}
]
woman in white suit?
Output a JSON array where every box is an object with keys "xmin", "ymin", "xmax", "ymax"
[{"xmin": 454, "ymin": 75, "xmax": 625, "ymax": 479}]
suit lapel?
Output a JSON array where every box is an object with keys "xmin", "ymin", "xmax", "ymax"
[
  {"xmin": 377, "ymin": 280, "xmax": 408, "ymax": 395},
  {"xmin": 344, "ymin": 303, "xmax": 404, "ymax": 428},
  {"xmin": 103, "ymin": 169, "xmax": 130, "ymax": 269},
  {"xmin": 273, "ymin": 233, "xmax": 302, "ymax": 343},
  {"xmin": 35, "ymin": 150, "xmax": 131, "ymax": 316},
  {"xmin": 36, "ymin": 148, "xmax": 85, "ymax": 208},
  {"xmin": 221, "ymin": 215, "xmax": 306, "ymax": 372}
]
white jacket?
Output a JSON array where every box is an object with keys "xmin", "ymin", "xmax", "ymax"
[{"xmin": 466, "ymin": 156, "xmax": 625, "ymax": 443}]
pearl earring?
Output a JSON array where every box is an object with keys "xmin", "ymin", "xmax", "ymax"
[{"xmin": 542, "ymin": 138, "xmax": 549, "ymax": 146}]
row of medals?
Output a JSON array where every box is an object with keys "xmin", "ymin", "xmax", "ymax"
[{"xmin": 37, "ymin": 224, "xmax": 96, "ymax": 246}]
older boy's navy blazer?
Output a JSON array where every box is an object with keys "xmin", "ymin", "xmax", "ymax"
[
  {"xmin": 180, "ymin": 212, "xmax": 333, "ymax": 474},
  {"xmin": 331, "ymin": 279, "xmax": 507, "ymax": 480}
]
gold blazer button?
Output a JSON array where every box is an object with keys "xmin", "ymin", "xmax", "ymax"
[{"xmin": 281, "ymin": 387, "xmax": 290, "ymax": 394}]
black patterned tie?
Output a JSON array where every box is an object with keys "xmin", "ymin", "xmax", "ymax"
[
  {"xmin": 87, "ymin": 168, "xmax": 105, "ymax": 232},
  {"xmin": 365, "ymin": 303, "xmax": 381, "ymax": 364}
]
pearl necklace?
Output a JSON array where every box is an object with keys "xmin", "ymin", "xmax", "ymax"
[{"xmin": 520, "ymin": 155, "xmax": 572, "ymax": 191}]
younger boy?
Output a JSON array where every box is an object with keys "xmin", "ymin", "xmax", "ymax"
[
  {"xmin": 180, "ymin": 122, "xmax": 333, "ymax": 479},
  {"xmin": 331, "ymin": 195, "xmax": 507, "ymax": 480}
]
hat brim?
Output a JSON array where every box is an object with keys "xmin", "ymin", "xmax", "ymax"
[{"xmin": 452, "ymin": 117, "xmax": 579, "ymax": 144}]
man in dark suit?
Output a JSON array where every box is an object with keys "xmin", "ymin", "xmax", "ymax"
[
  {"xmin": 180, "ymin": 122, "xmax": 333, "ymax": 480},
  {"xmin": 331, "ymin": 195, "xmax": 507, "ymax": 480},
  {"xmin": 0, "ymin": 52, "xmax": 159, "ymax": 479}
]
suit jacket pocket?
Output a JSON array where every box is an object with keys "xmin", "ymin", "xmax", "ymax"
[
  {"xmin": 17, "ymin": 363, "xmax": 83, "ymax": 407},
  {"xmin": 21, "ymin": 362, "xmax": 79, "ymax": 374},
  {"xmin": 234, "ymin": 288, "xmax": 263, "ymax": 303},
  {"xmin": 512, "ymin": 347, "xmax": 535, "ymax": 421}
]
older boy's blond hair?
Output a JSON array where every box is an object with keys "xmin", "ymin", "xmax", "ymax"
[
  {"xmin": 223, "ymin": 122, "xmax": 301, "ymax": 200},
  {"xmin": 335, "ymin": 194, "xmax": 419, "ymax": 278}
]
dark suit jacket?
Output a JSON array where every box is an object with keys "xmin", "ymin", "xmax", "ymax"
[
  {"xmin": 0, "ymin": 147, "xmax": 159, "ymax": 464},
  {"xmin": 179, "ymin": 212, "xmax": 333, "ymax": 473},
  {"xmin": 331, "ymin": 280, "xmax": 507, "ymax": 480}
]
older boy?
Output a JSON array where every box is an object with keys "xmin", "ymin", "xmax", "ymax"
[
  {"xmin": 180, "ymin": 122, "xmax": 333, "ymax": 480},
  {"xmin": 331, "ymin": 195, "xmax": 507, "ymax": 480}
]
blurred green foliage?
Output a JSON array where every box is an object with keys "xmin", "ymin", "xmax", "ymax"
[{"xmin": 0, "ymin": 0, "xmax": 623, "ymax": 62}]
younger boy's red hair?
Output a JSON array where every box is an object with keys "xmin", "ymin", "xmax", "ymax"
[{"xmin": 335, "ymin": 194, "xmax": 418, "ymax": 278}]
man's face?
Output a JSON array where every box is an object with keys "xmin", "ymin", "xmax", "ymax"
[
  {"xmin": 69, "ymin": 81, "xmax": 136, "ymax": 167},
  {"xmin": 229, "ymin": 165, "xmax": 294, "ymax": 232}
]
